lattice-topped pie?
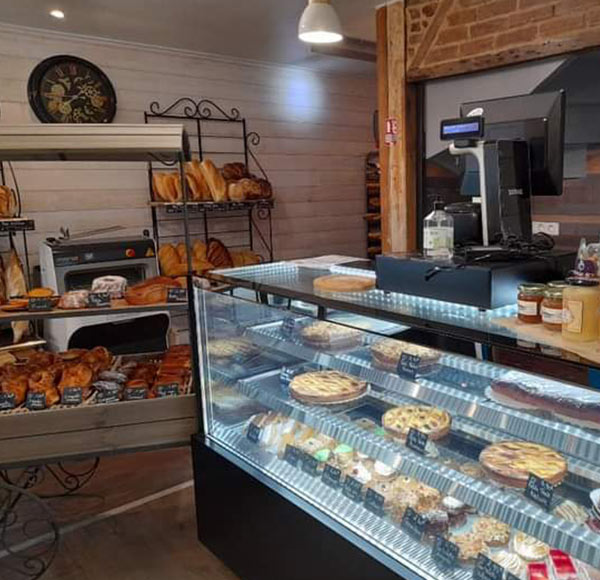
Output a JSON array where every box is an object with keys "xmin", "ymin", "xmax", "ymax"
[
  {"xmin": 289, "ymin": 370, "xmax": 368, "ymax": 404},
  {"xmin": 479, "ymin": 441, "xmax": 567, "ymax": 488},
  {"xmin": 300, "ymin": 321, "xmax": 362, "ymax": 351},
  {"xmin": 382, "ymin": 405, "xmax": 452, "ymax": 441},
  {"xmin": 371, "ymin": 339, "xmax": 440, "ymax": 373},
  {"xmin": 207, "ymin": 338, "xmax": 258, "ymax": 360}
]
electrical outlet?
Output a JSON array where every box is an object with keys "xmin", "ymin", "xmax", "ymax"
[{"xmin": 532, "ymin": 221, "xmax": 560, "ymax": 236}]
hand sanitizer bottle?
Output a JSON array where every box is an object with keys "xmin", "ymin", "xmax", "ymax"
[{"xmin": 423, "ymin": 199, "xmax": 454, "ymax": 260}]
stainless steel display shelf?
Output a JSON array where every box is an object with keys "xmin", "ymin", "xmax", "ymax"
[
  {"xmin": 245, "ymin": 322, "xmax": 600, "ymax": 471},
  {"xmin": 211, "ymin": 421, "xmax": 472, "ymax": 580},
  {"xmin": 227, "ymin": 370, "xmax": 600, "ymax": 568}
]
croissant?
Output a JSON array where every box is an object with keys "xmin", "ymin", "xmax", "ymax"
[
  {"xmin": 1, "ymin": 373, "xmax": 27, "ymax": 405},
  {"xmin": 158, "ymin": 244, "xmax": 182, "ymax": 277},
  {"xmin": 81, "ymin": 346, "xmax": 112, "ymax": 373},
  {"xmin": 206, "ymin": 238, "xmax": 233, "ymax": 269},
  {"xmin": 28, "ymin": 370, "xmax": 60, "ymax": 407},
  {"xmin": 58, "ymin": 363, "xmax": 93, "ymax": 396}
]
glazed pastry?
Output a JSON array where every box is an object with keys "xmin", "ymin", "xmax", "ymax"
[
  {"xmin": 552, "ymin": 500, "xmax": 589, "ymax": 525},
  {"xmin": 472, "ymin": 516, "xmax": 510, "ymax": 547},
  {"xmin": 382, "ymin": 405, "xmax": 451, "ymax": 441},
  {"xmin": 91, "ymin": 275, "xmax": 128, "ymax": 298},
  {"xmin": 300, "ymin": 321, "xmax": 362, "ymax": 351},
  {"xmin": 371, "ymin": 339, "xmax": 440, "ymax": 373},
  {"xmin": 512, "ymin": 531, "xmax": 549, "ymax": 561},
  {"xmin": 487, "ymin": 550, "xmax": 527, "ymax": 580},
  {"xmin": 479, "ymin": 441, "xmax": 567, "ymax": 488},
  {"xmin": 289, "ymin": 370, "xmax": 368, "ymax": 405},
  {"xmin": 206, "ymin": 238, "xmax": 233, "ymax": 269},
  {"xmin": 449, "ymin": 532, "xmax": 486, "ymax": 563},
  {"xmin": 58, "ymin": 290, "xmax": 89, "ymax": 309}
]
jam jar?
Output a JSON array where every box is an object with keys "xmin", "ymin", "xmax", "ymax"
[
  {"xmin": 541, "ymin": 287, "xmax": 564, "ymax": 331},
  {"xmin": 518, "ymin": 283, "xmax": 546, "ymax": 324},
  {"xmin": 562, "ymin": 278, "xmax": 600, "ymax": 342}
]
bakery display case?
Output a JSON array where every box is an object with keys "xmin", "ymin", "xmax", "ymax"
[{"xmin": 193, "ymin": 288, "xmax": 600, "ymax": 580}]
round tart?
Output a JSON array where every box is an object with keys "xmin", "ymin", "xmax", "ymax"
[
  {"xmin": 207, "ymin": 338, "xmax": 258, "ymax": 360},
  {"xmin": 479, "ymin": 441, "xmax": 567, "ymax": 488},
  {"xmin": 450, "ymin": 532, "xmax": 487, "ymax": 563},
  {"xmin": 472, "ymin": 516, "xmax": 510, "ymax": 547},
  {"xmin": 300, "ymin": 321, "xmax": 362, "ymax": 351},
  {"xmin": 289, "ymin": 370, "xmax": 368, "ymax": 405},
  {"xmin": 382, "ymin": 405, "xmax": 451, "ymax": 441},
  {"xmin": 512, "ymin": 531, "xmax": 549, "ymax": 561},
  {"xmin": 371, "ymin": 339, "xmax": 440, "ymax": 373},
  {"xmin": 487, "ymin": 550, "xmax": 526, "ymax": 579},
  {"xmin": 313, "ymin": 275, "xmax": 375, "ymax": 293}
]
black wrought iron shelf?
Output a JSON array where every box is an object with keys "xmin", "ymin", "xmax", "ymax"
[{"xmin": 149, "ymin": 199, "xmax": 274, "ymax": 213}]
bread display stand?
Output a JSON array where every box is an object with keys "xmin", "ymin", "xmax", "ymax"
[
  {"xmin": 0, "ymin": 124, "xmax": 199, "ymax": 580},
  {"xmin": 144, "ymin": 97, "xmax": 274, "ymax": 263}
]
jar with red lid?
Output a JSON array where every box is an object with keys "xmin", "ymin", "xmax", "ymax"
[{"xmin": 517, "ymin": 283, "xmax": 546, "ymax": 324}]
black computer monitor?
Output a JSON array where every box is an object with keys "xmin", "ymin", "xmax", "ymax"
[{"xmin": 460, "ymin": 90, "xmax": 565, "ymax": 196}]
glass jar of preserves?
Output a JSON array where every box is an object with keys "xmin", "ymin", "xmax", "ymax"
[
  {"xmin": 547, "ymin": 280, "xmax": 568, "ymax": 289},
  {"xmin": 562, "ymin": 278, "xmax": 600, "ymax": 342},
  {"xmin": 518, "ymin": 283, "xmax": 546, "ymax": 324},
  {"xmin": 541, "ymin": 287, "xmax": 564, "ymax": 331}
]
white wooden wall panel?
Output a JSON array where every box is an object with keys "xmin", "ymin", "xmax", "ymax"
[{"xmin": 0, "ymin": 24, "xmax": 375, "ymax": 266}]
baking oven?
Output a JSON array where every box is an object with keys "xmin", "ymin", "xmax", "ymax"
[{"xmin": 40, "ymin": 236, "xmax": 170, "ymax": 354}]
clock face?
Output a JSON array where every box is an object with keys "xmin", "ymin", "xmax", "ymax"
[{"xmin": 28, "ymin": 55, "xmax": 117, "ymax": 124}]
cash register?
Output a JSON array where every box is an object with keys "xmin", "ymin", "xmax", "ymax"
[{"xmin": 376, "ymin": 90, "xmax": 574, "ymax": 310}]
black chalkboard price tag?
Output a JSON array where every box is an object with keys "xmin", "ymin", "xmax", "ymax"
[
  {"xmin": 26, "ymin": 392, "xmax": 46, "ymax": 411},
  {"xmin": 62, "ymin": 387, "xmax": 83, "ymax": 405},
  {"xmin": 342, "ymin": 476, "xmax": 364, "ymax": 503},
  {"xmin": 432, "ymin": 535, "xmax": 459, "ymax": 569},
  {"xmin": 364, "ymin": 488, "xmax": 386, "ymax": 517},
  {"xmin": 281, "ymin": 317, "xmax": 296, "ymax": 338},
  {"xmin": 406, "ymin": 427, "xmax": 428, "ymax": 455},
  {"xmin": 525, "ymin": 473, "xmax": 554, "ymax": 511},
  {"xmin": 283, "ymin": 444, "xmax": 302, "ymax": 467},
  {"xmin": 28, "ymin": 297, "xmax": 53, "ymax": 311},
  {"xmin": 321, "ymin": 464, "xmax": 342, "ymax": 489},
  {"xmin": 96, "ymin": 391, "xmax": 119, "ymax": 404},
  {"xmin": 0, "ymin": 219, "xmax": 34, "ymax": 232},
  {"xmin": 400, "ymin": 507, "xmax": 426, "ymax": 541},
  {"xmin": 156, "ymin": 383, "xmax": 179, "ymax": 398},
  {"xmin": 167, "ymin": 287, "xmax": 187, "ymax": 303},
  {"xmin": 0, "ymin": 392, "xmax": 16, "ymax": 410},
  {"xmin": 246, "ymin": 423, "xmax": 261, "ymax": 443},
  {"xmin": 301, "ymin": 452, "xmax": 320, "ymax": 477},
  {"xmin": 124, "ymin": 388, "xmax": 148, "ymax": 401},
  {"xmin": 506, "ymin": 573, "xmax": 521, "ymax": 580},
  {"xmin": 88, "ymin": 292, "xmax": 111, "ymax": 308},
  {"xmin": 473, "ymin": 553, "xmax": 504, "ymax": 580},
  {"xmin": 397, "ymin": 352, "xmax": 421, "ymax": 380}
]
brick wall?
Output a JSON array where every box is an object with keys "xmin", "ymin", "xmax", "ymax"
[{"xmin": 406, "ymin": 0, "xmax": 600, "ymax": 80}]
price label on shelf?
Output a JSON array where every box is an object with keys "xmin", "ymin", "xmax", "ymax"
[
  {"xmin": 525, "ymin": 473, "xmax": 553, "ymax": 511},
  {"xmin": 96, "ymin": 391, "xmax": 119, "ymax": 404},
  {"xmin": 167, "ymin": 287, "xmax": 187, "ymax": 303},
  {"xmin": 506, "ymin": 573, "xmax": 521, "ymax": 580},
  {"xmin": 0, "ymin": 392, "xmax": 16, "ymax": 410},
  {"xmin": 397, "ymin": 353, "xmax": 421, "ymax": 380},
  {"xmin": 364, "ymin": 488, "xmax": 386, "ymax": 517},
  {"xmin": 406, "ymin": 428, "xmax": 428, "ymax": 455},
  {"xmin": 246, "ymin": 423, "xmax": 261, "ymax": 444},
  {"xmin": 124, "ymin": 388, "xmax": 148, "ymax": 401},
  {"xmin": 431, "ymin": 535, "xmax": 458, "ymax": 569},
  {"xmin": 25, "ymin": 392, "xmax": 46, "ymax": 411},
  {"xmin": 473, "ymin": 553, "xmax": 504, "ymax": 580},
  {"xmin": 0, "ymin": 219, "xmax": 34, "ymax": 232},
  {"xmin": 156, "ymin": 383, "xmax": 179, "ymax": 398},
  {"xmin": 321, "ymin": 465, "xmax": 342, "ymax": 489},
  {"xmin": 283, "ymin": 445, "xmax": 302, "ymax": 467},
  {"xmin": 28, "ymin": 297, "xmax": 53, "ymax": 311},
  {"xmin": 62, "ymin": 387, "xmax": 83, "ymax": 406},
  {"xmin": 400, "ymin": 507, "xmax": 426, "ymax": 541},
  {"xmin": 300, "ymin": 453, "xmax": 320, "ymax": 477},
  {"xmin": 281, "ymin": 317, "xmax": 296, "ymax": 338},
  {"xmin": 342, "ymin": 476, "xmax": 364, "ymax": 503},
  {"xmin": 88, "ymin": 292, "xmax": 111, "ymax": 308}
]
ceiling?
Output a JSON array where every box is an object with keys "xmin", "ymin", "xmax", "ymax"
[{"xmin": 0, "ymin": 0, "xmax": 379, "ymax": 73}]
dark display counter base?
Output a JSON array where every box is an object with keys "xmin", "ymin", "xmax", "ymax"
[{"xmin": 192, "ymin": 437, "xmax": 403, "ymax": 580}]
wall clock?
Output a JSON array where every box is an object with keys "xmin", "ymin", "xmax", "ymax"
[{"xmin": 27, "ymin": 55, "xmax": 117, "ymax": 123}]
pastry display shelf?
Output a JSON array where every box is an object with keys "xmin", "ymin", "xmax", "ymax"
[
  {"xmin": 244, "ymin": 321, "xmax": 600, "ymax": 480},
  {"xmin": 0, "ymin": 301, "xmax": 188, "ymax": 322},
  {"xmin": 222, "ymin": 369, "xmax": 600, "ymax": 568},
  {"xmin": 210, "ymin": 422, "xmax": 471, "ymax": 580},
  {"xmin": 208, "ymin": 261, "xmax": 598, "ymax": 371},
  {"xmin": 149, "ymin": 199, "xmax": 274, "ymax": 213}
]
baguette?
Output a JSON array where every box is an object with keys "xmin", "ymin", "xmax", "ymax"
[{"xmin": 200, "ymin": 160, "xmax": 227, "ymax": 202}]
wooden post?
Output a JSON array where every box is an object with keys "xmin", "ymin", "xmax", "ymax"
[{"xmin": 377, "ymin": 1, "xmax": 418, "ymax": 253}]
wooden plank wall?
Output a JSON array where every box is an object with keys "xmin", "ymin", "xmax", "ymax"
[{"xmin": 0, "ymin": 24, "xmax": 376, "ymax": 267}]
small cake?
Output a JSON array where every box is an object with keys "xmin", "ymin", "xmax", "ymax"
[
  {"xmin": 422, "ymin": 509, "xmax": 450, "ymax": 537},
  {"xmin": 372, "ymin": 460, "xmax": 396, "ymax": 482},
  {"xmin": 512, "ymin": 531, "xmax": 549, "ymax": 562},
  {"xmin": 327, "ymin": 444, "xmax": 355, "ymax": 471},
  {"xmin": 552, "ymin": 500, "xmax": 589, "ymax": 525},
  {"xmin": 472, "ymin": 516, "xmax": 511, "ymax": 547},
  {"xmin": 91, "ymin": 275, "xmax": 128, "ymax": 298},
  {"xmin": 344, "ymin": 458, "xmax": 374, "ymax": 486},
  {"xmin": 300, "ymin": 321, "xmax": 362, "ymax": 351},
  {"xmin": 58, "ymin": 290, "xmax": 89, "ymax": 309},
  {"xmin": 450, "ymin": 532, "xmax": 487, "ymax": 563},
  {"xmin": 441, "ymin": 496, "xmax": 469, "ymax": 527}
]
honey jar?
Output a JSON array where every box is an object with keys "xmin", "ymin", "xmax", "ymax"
[
  {"xmin": 518, "ymin": 283, "xmax": 546, "ymax": 324},
  {"xmin": 541, "ymin": 287, "xmax": 564, "ymax": 331},
  {"xmin": 562, "ymin": 278, "xmax": 600, "ymax": 342}
]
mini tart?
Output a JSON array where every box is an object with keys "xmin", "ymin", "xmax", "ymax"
[
  {"xmin": 512, "ymin": 531, "xmax": 549, "ymax": 562},
  {"xmin": 487, "ymin": 550, "xmax": 527, "ymax": 580},
  {"xmin": 299, "ymin": 321, "xmax": 362, "ymax": 351},
  {"xmin": 450, "ymin": 532, "xmax": 487, "ymax": 563},
  {"xmin": 371, "ymin": 339, "xmax": 440, "ymax": 372},
  {"xmin": 289, "ymin": 370, "xmax": 368, "ymax": 405},
  {"xmin": 313, "ymin": 275, "xmax": 375, "ymax": 294},
  {"xmin": 207, "ymin": 338, "xmax": 258, "ymax": 360},
  {"xmin": 382, "ymin": 405, "xmax": 451, "ymax": 441},
  {"xmin": 472, "ymin": 516, "xmax": 511, "ymax": 547},
  {"xmin": 479, "ymin": 441, "xmax": 567, "ymax": 488}
]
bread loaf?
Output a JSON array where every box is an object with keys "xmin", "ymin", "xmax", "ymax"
[
  {"xmin": 158, "ymin": 244, "xmax": 185, "ymax": 276},
  {"xmin": 238, "ymin": 178, "xmax": 263, "ymax": 200},
  {"xmin": 0, "ymin": 186, "xmax": 16, "ymax": 218},
  {"xmin": 192, "ymin": 240, "xmax": 208, "ymax": 262},
  {"xmin": 185, "ymin": 160, "xmax": 211, "ymax": 201},
  {"xmin": 124, "ymin": 276, "xmax": 182, "ymax": 305},
  {"xmin": 256, "ymin": 178, "xmax": 273, "ymax": 199},
  {"xmin": 200, "ymin": 160, "xmax": 227, "ymax": 202},
  {"xmin": 227, "ymin": 181, "xmax": 246, "ymax": 202}
]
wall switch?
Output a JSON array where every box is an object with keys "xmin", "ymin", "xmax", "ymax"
[{"xmin": 532, "ymin": 221, "xmax": 560, "ymax": 236}]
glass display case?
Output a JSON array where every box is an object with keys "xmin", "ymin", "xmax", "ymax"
[{"xmin": 194, "ymin": 288, "xmax": 600, "ymax": 580}]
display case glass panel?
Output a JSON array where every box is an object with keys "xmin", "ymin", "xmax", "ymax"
[{"xmin": 195, "ymin": 288, "xmax": 600, "ymax": 580}]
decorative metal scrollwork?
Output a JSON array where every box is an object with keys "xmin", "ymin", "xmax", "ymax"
[
  {"xmin": 0, "ymin": 481, "xmax": 59, "ymax": 580},
  {"xmin": 148, "ymin": 97, "xmax": 241, "ymax": 121}
]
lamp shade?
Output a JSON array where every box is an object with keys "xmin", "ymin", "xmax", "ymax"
[{"xmin": 298, "ymin": 0, "xmax": 343, "ymax": 44}]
